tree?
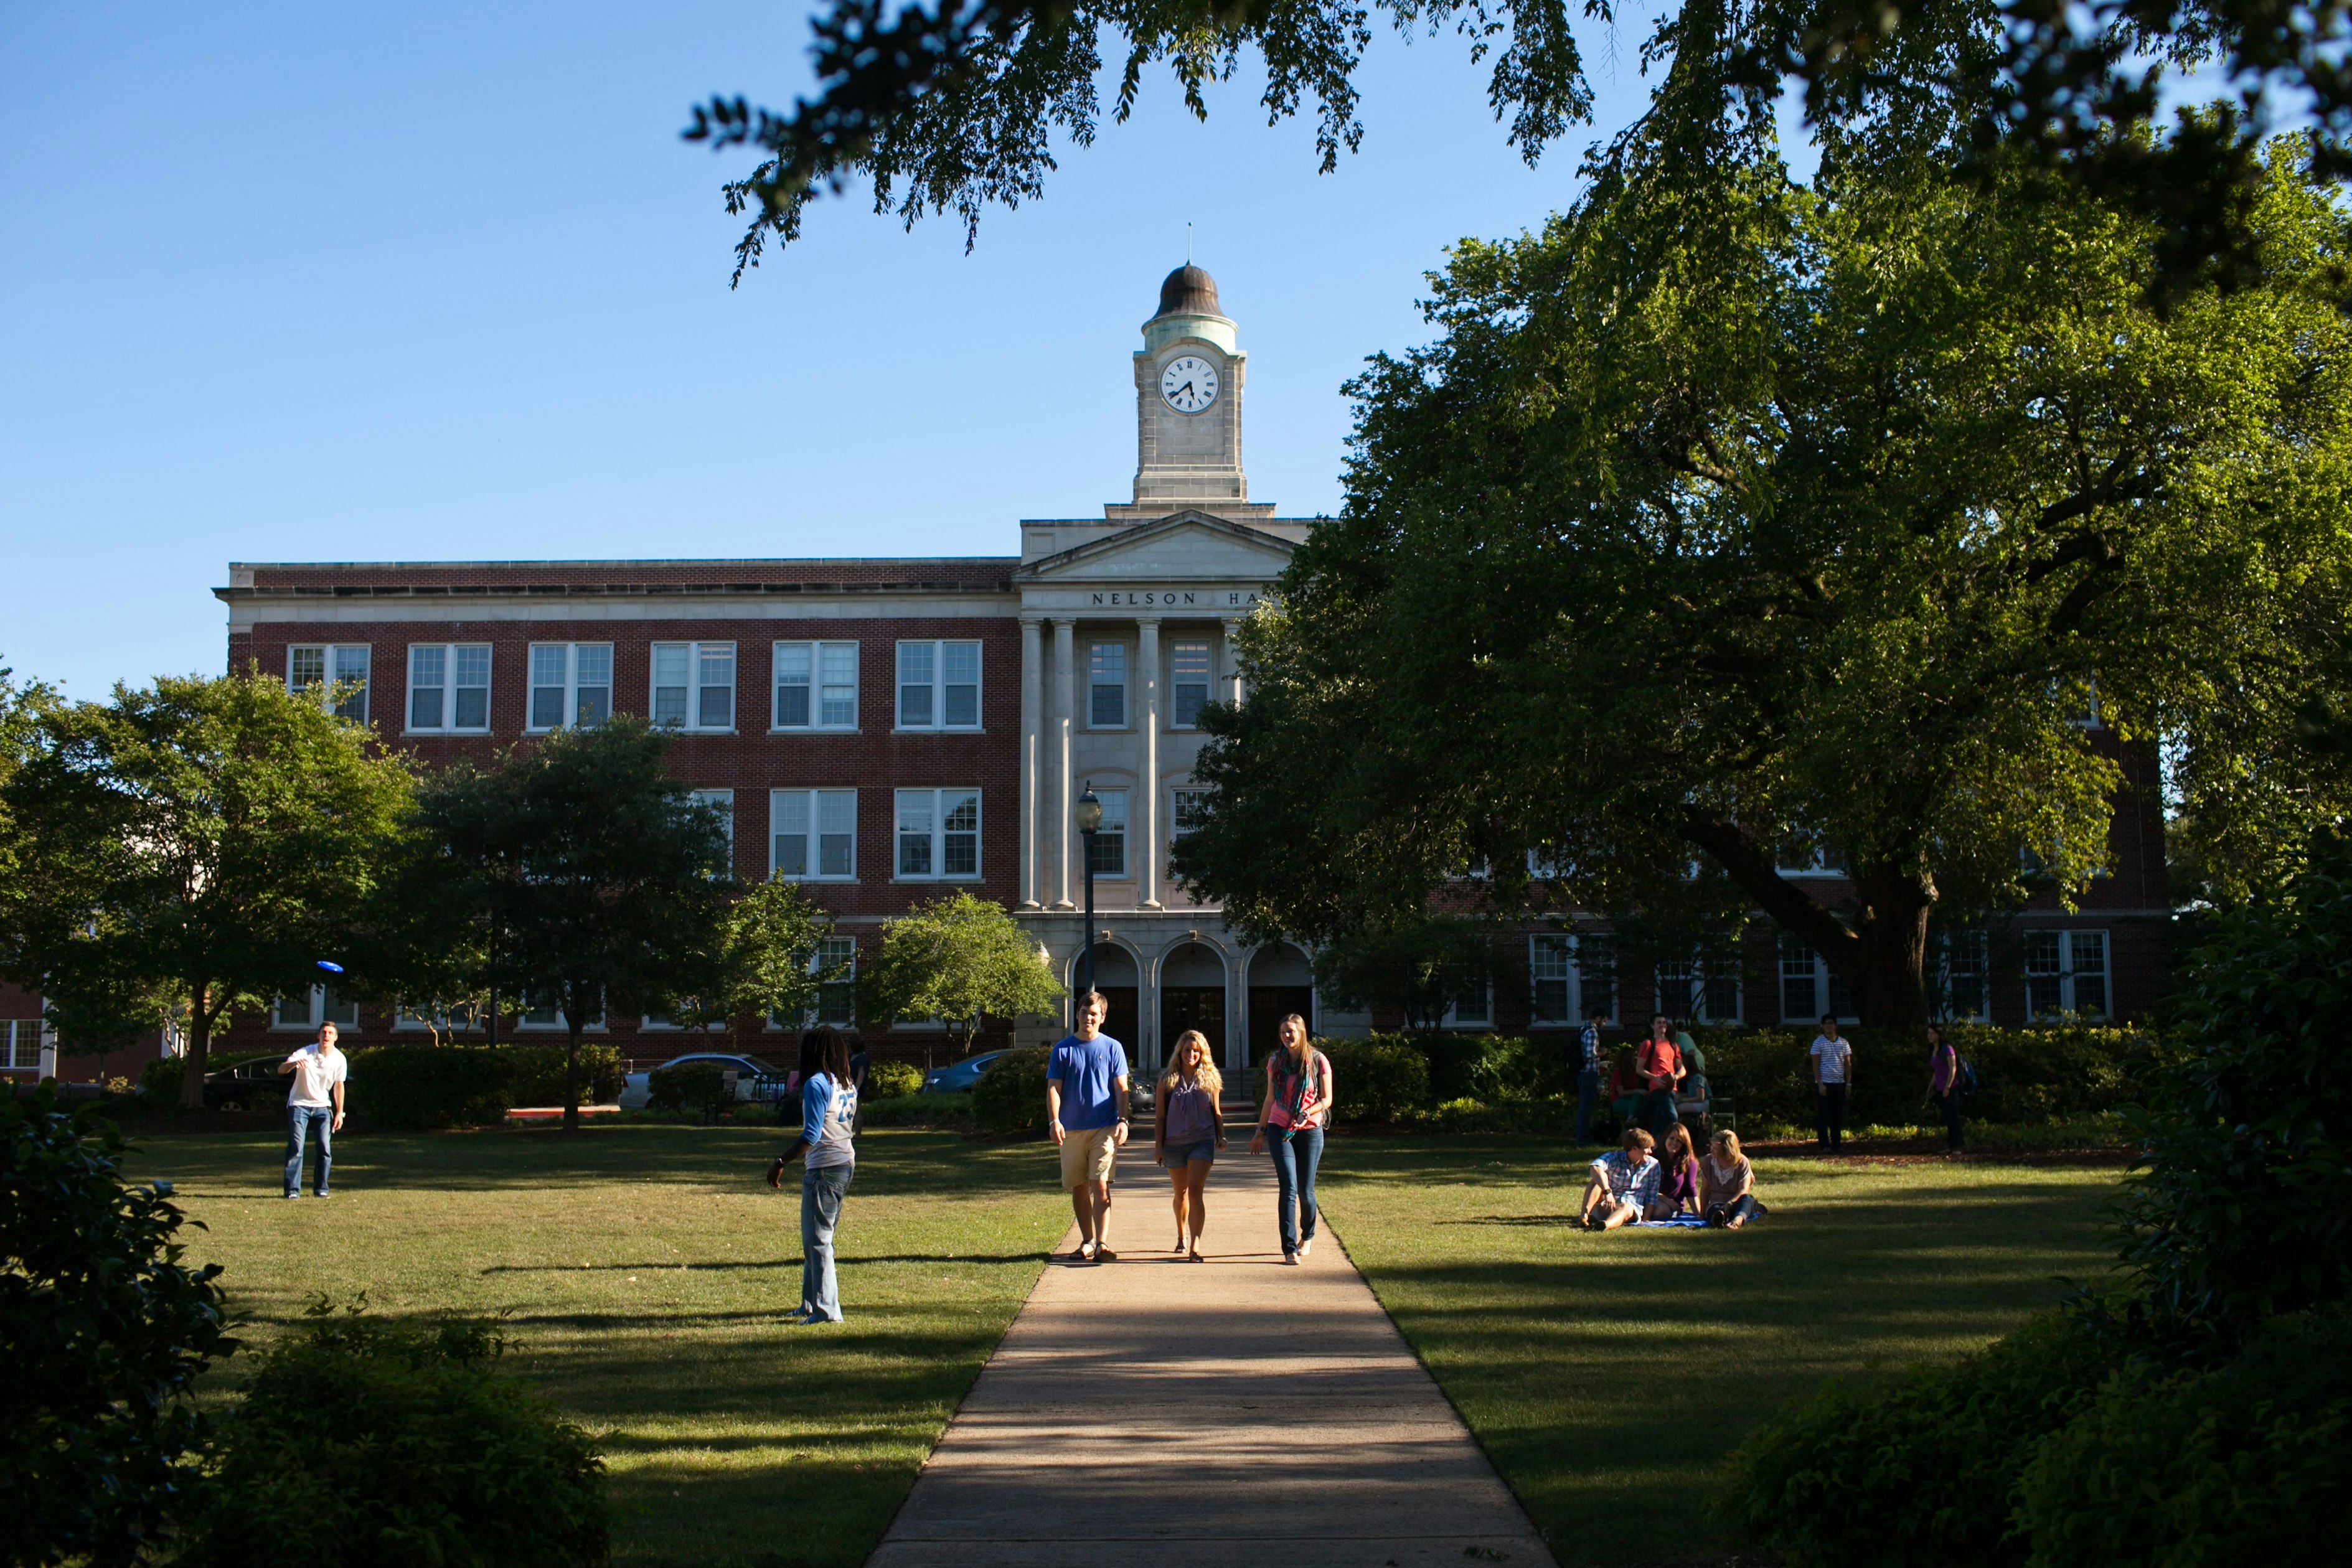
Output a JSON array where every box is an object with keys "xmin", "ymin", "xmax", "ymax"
[
  {"xmin": 0, "ymin": 1087, "xmax": 234, "ymax": 1567},
  {"xmin": 0, "ymin": 673, "xmax": 420, "ymax": 1106},
  {"xmin": 857, "ymin": 890, "xmax": 1063, "ymax": 1066},
  {"xmin": 1309, "ymin": 914, "xmax": 1500, "ymax": 1033},
  {"xmin": 666, "ymin": 877, "xmax": 839, "ymax": 1054},
  {"xmin": 689, "ymin": 0, "xmax": 2338, "ymax": 299},
  {"xmin": 431, "ymin": 718, "xmax": 730, "ymax": 1131},
  {"xmin": 1174, "ymin": 135, "xmax": 2352, "ymax": 1025}
]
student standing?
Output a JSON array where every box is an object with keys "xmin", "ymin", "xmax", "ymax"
[
  {"xmin": 1154, "ymin": 1030, "xmax": 1225, "ymax": 1261},
  {"xmin": 1637, "ymin": 1014, "xmax": 1685, "ymax": 1139},
  {"xmin": 1250, "ymin": 1015, "xmax": 1332, "ymax": 1265},
  {"xmin": 1810, "ymin": 1015, "xmax": 1853, "ymax": 1152},
  {"xmin": 776, "ymin": 1030, "xmax": 859, "ymax": 1323},
  {"xmin": 1579, "ymin": 1127, "xmax": 1660, "ymax": 1229},
  {"xmin": 1926, "ymin": 1024, "xmax": 1964, "ymax": 1155},
  {"xmin": 1047, "ymin": 990, "xmax": 1131, "ymax": 1264},
  {"xmin": 276, "ymin": 1021, "xmax": 347, "ymax": 1199},
  {"xmin": 1574, "ymin": 1010, "xmax": 1608, "ymax": 1144}
]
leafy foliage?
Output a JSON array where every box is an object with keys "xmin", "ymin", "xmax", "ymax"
[
  {"xmin": 865, "ymin": 1059, "xmax": 923, "ymax": 1099},
  {"xmin": 971, "ymin": 1045, "xmax": 1050, "ymax": 1134},
  {"xmin": 1317, "ymin": 1039, "xmax": 1431, "ymax": 1122},
  {"xmin": 0, "ymin": 1086, "xmax": 233, "ymax": 1568},
  {"xmin": 183, "ymin": 1304, "xmax": 609, "ymax": 1568},
  {"xmin": 664, "ymin": 876, "xmax": 836, "ymax": 1051},
  {"xmin": 646, "ymin": 1061, "xmax": 734, "ymax": 1114},
  {"xmin": 1309, "ymin": 916, "xmax": 1502, "ymax": 1033},
  {"xmin": 1693, "ymin": 1024, "xmax": 2152, "ymax": 1129},
  {"xmin": 858, "ymin": 891, "xmax": 1062, "ymax": 1064},
  {"xmin": 0, "ymin": 672, "xmax": 420, "ymax": 1107}
]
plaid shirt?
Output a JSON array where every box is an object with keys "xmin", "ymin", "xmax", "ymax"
[
  {"xmin": 1591, "ymin": 1150, "xmax": 1660, "ymax": 1209},
  {"xmin": 1578, "ymin": 1024, "xmax": 1602, "ymax": 1071}
]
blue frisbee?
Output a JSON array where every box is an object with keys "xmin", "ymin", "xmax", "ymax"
[{"xmin": 316, "ymin": 960, "xmax": 346, "ymax": 974}]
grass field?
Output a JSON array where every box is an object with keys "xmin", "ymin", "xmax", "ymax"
[
  {"xmin": 1316, "ymin": 1137, "xmax": 2125, "ymax": 1567},
  {"xmin": 122, "ymin": 1125, "xmax": 1072, "ymax": 1568}
]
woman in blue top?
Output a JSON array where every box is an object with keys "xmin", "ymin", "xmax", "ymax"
[{"xmin": 772, "ymin": 1028, "xmax": 858, "ymax": 1324}]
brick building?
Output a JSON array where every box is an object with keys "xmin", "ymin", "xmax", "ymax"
[{"xmin": 5, "ymin": 265, "xmax": 2173, "ymax": 1084}]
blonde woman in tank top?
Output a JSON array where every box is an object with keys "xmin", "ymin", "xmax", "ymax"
[
  {"xmin": 1154, "ymin": 1030, "xmax": 1226, "ymax": 1262},
  {"xmin": 1702, "ymin": 1129, "xmax": 1766, "ymax": 1229}
]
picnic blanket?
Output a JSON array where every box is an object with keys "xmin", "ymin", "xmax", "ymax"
[{"xmin": 1632, "ymin": 1214, "xmax": 1710, "ymax": 1228}]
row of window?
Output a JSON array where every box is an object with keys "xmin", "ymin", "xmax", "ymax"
[
  {"xmin": 707, "ymin": 785, "xmax": 1212, "ymax": 883},
  {"xmin": 0, "ymin": 1019, "xmax": 44, "ymax": 1071},
  {"xmin": 291, "ymin": 636, "xmax": 1222, "ymax": 736}
]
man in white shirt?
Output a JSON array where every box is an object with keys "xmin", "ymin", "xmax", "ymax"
[
  {"xmin": 1809, "ymin": 1015, "xmax": 1852, "ymax": 1153},
  {"xmin": 278, "ymin": 1022, "xmax": 348, "ymax": 1198}
]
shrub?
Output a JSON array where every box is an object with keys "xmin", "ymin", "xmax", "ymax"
[
  {"xmin": 1694, "ymin": 1025, "xmax": 2152, "ymax": 1131},
  {"xmin": 184, "ymin": 1307, "xmax": 608, "ymax": 1568},
  {"xmin": 508, "ymin": 1043, "xmax": 624, "ymax": 1108},
  {"xmin": 2012, "ymin": 1305, "xmax": 2352, "ymax": 1566},
  {"xmin": 860, "ymin": 1090, "xmax": 972, "ymax": 1126},
  {"xmin": 1719, "ymin": 1311, "xmax": 2117, "ymax": 1567},
  {"xmin": 1386, "ymin": 1032, "xmax": 1546, "ymax": 1104},
  {"xmin": 139, "ymin": 1051, "xmax": 271, "ymax": 1106},
  {"xmin": 972, "ymin": 1046, "xmax": 1050, "ymax": 1135},
  {"xmin": 646, "ymin": 1061, "xmax": 731, "ymax": 1114},
  {"xmin": 1320, "ymin": 1040, "xmax": 1431, "ymax": 1123},
  {"xmin": 347, "ymin": 1046, "xmax": 517, "ymax": 1130},
  {"xmin": 0, "ymin": 1086, "xmax": 233, "ymax": 1566},
  {"xmin": 865, "ymin": 1059, "xmax": 923, "ymax": 1100}
]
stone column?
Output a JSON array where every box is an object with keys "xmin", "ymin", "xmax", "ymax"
[
  {"xmin": 1017, "ymin": 616, "xmax": 1043, "ymax": 909},
  {"xmin": 1051, "ymin": 618, "xmax": 1077, "ymax": 910},
  {"xmin": 1221, "ymin": 619, "xmax": 1246, "ymax": 707},
  {"xmin": 1137, "ymin": 617, "xmax": 1162, "ymax": 909}
]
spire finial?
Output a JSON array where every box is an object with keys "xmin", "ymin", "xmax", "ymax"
[{"xmin": 1187, "ymin": 222, "xmax": 1193, "ymax": 265}]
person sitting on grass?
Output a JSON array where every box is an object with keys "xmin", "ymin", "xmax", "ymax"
[
  {"xmin": 1701, "ymin": 1130, "xmax": 1766, "ymax": 1229},
  {"xmin": 1580, "ymin": 1127, "xmax": 1660, "ymax": 1231},
  {"xmin": 1649, "ymin": 1122, "xmax": 1702, "ymax": 1219}
]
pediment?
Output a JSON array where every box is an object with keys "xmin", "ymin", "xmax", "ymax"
[{"xmin": 1015, "ymin": 510, "xmax": 1296, "ymax": 583}]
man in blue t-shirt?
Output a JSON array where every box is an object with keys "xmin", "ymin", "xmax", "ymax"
[{"xmin": 1047, "ymin": 990, "xmax": 1131, "ymax": 1263}]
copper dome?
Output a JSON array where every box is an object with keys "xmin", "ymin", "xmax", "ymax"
[{"xmin": 1155, "ymin": 264, "xmax": 1221, "ymax": 319}]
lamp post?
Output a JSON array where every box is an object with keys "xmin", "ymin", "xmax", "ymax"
[{"xmin": 1074, "ymin": 782, "xmax": 1102, "ymax": 1001}]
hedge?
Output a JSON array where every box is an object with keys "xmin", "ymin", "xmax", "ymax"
[
  {"xmin": 1690, "ymin": 1023, "xmax": 2153, "ymax": 1130},
  {"xmin": 507, "ymin": 1044, "xmax": 623, "ymax": 1109},
  {"xmin": 865, "ymin": 1060, "xmax": 922, "ymax": 1100},
  {"xmin": 138, "ymin": 1052, "xmax": 274, "ymax": 1105},
  {"xmin": 1319, "ymin": 1040, "xmax": 1430, "ymax": 1123},
  {"xmin": 346, "ymin": 1048, "xmax": 519, "ymax": 1130},
  {"xmin": 972, "ymin": 1047, "xmax": 1050, "ymax": 1135}
]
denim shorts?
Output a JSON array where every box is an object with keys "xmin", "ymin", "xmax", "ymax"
[{"xmin": 1162, "ymin": 1138, "xmax": 1216, "ymax": 1167}]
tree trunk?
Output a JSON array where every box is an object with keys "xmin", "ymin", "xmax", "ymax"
[{"xmin": 176, "ymin": 983, "xmax": 212, "ymax": 1110}]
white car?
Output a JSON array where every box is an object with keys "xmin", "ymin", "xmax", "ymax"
[{"xmin": 618, "ymin": 1053, "xmax": 788, "ymax": 1109}]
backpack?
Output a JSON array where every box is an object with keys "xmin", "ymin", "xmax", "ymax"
[{"xmin": 1956, "ymin": 1054, "xmax": 1978, "ymax": 1098}]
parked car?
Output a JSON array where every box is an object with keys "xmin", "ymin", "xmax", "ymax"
[
  {"xmin": 618, "ymin": 1053, "xmax": 788, "ymax": 1109},
  {"xmin": 203, "ymin": 1055, "xmax": 293, "ymax": 1112},
  {"xmin": 920, "ymin": 1051, "xmax": 1008, "ymax": 1095}
]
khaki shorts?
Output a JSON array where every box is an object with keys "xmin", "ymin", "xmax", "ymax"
[{"xmin": 1059, "ymin": 1124, "xmax": 1118, "ymax": 1189}]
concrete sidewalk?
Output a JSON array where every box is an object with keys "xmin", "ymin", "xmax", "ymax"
[{"xmin": 868, "ymin": 1137, "xmax": 1557, "ymax": 1567}]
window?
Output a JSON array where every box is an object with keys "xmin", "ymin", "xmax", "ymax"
[
  {"xmin": 772, "ymin": 789, "xmax": 857, "ymax": 880},
  {"xmin": 529, "ymin": 644, "xmax": 612, "ymax": 730},
  {"xmin": 1172, "ymin": 641, "xmax": 1211, "ymax": 726},
  {"xmin": 289, "ymin": 644, "xmax": 371, "ymax": 722},
  {"xmin": 652, "ymin": 642, "xmax": 735, "ymax": 730},
  {"xmin": 273, "ymin": 986, "xmax": 359, "ymax": 1031},
  {"xmin": 1085, "ymin": 789, "xmax": 1128, "ymax": 876},
  {"xmin": 1, "ymin": 1019, "xmax": 44, "ymax": 1071},
  {"xmin": 896, "ymin": 789, "xmax": 981, "ymax": 879},
  {"xmin": 1577, "ymin": 937, "xmax": 1616, "ymax": 1023},
  {"xmin": 1089, "ymin": 642, "xmax": 1127, "ymax": 727},
  {"xmin": 774, "ymin": 641, "xmax": 858, "ymax": 730},
  {"xmin": 1658, "ymin": 952, "xmax": 1743, "ymax": 1024},
  {"xmin": 1527, "ymin": 848, "xmax": 1572, "ymax": 880},
  {"xmin": 897, "ymin": 641, "xmax": 981, "ymax": 729},
  {"xmin": 1777, "ymin": 932, "xmax": 1857, "ymax": 1023},
  {"xmin": 519, "ymin": 994, "xmax": 602, "ymax": 1031},
  {"xmin": 407, "ymin": 644, "xmax": 490, "ymax": 732},
  {"xmin": 1447, "ymin": 973, "xmax": 1492, "ymax": 1028},
  {"xmin": 1936, "ymin": 929, "xmax": 1992, "ymax": 1021},
  {"xmin": 1530, "ymin": 937, "xmax": 1574, "ymax": 1023},
  {"xmin": 811, "ymin": 936, "xmax": 857, "ymax": 1028},
  {"xmin": 689, "ymin": 789, "xmax": 735, "ymax": 867},
  {"xmin": 1776, "ymin": 832, "xmax": 1840, "ymax": 878},
  {"xmin": 2026, "ymin": 930, "xmax": 2109, "ymax": 1019},
  {"xmin": 1172, "ymin": 787, "xmax": 1212, "ymax": 839}
]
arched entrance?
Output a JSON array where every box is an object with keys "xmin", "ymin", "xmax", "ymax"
[
  {"xmin": 1159, "ymin": 943, "xmax": 1228, "ymax": 1069},
  {"xmin": 1246, "ymin": 942, "xmax": 1314, "ymax": 1065},
  {"xmin": 1075, "ymin": 945, "xmax": 1141, "ymax": 1058}
]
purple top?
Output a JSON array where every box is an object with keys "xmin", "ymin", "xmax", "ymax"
[
  {"xmin": 1931, "ymin": 1041, "xmax": 1958, "ymax": 1093},
  {"xmin": 1162, "ymin": 1079, "xmax": 1218, "ymax": 1145},
  {"xmin": 1658, "ymin": 1157, "xmax": 1699, "ymax": 1204}
]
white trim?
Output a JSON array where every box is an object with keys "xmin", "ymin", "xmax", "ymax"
[
  {"xmin": 1168, "ymin": 637, "xmax": 1213, "ymax": 728},
  {"xmin": 271, "ymin": 985, "xmax": 360, "ymax": 1031},
  {"xmin": 288, "ymin": 644, "xmax": 371, "ymax": 724},
  {"xmin": 771, "ymin": 788, "xmax": 858, "ymax": 881},
  {"xmin": 2025, "ymin": 928, "xmax": 2109, "ymax": 1019},
  {"xmin": 893, "ymin": 787, "xmax": 983, "ymax": 881},
  {"xmin": 527, "ymin": 642, "xmax": 613, "ymax": 731},
  {"xmin": 651, "ymin": 640, "xmax": 738, "ymax": 733},
  {"xmin": 1087, "ymin": 639, "xmax": 1130, "ymax": 730},
  {"xmin": 403, "ymin": 642, "xmax": 492, "ymax": 734},
  {"xmin": 1776, "ymin": 932, "xmax": 1858, "ymax": 1025},
  {"xmin": 895, "ymin": 639, "xmax": 984, "ymax": 730},
  {"xmin": 1658, "ymin": 951, "xmax": 1743, "ymax": 1025},
  {"xmin": 771, "ymin": 640, "xmax": 860, "ymax": 732}
]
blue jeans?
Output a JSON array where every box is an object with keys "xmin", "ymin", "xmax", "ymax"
[
  {"xmin": 1575, "ymin": 1068, "xmax": 1602, "ymax": 1143},
  {"xmin": 1268, "ymin": 1125, "xmax": 1323, "ymax": 1257},
  {"xmin": 801, "ymin": 1162, "xmax": 854, "ymax": 1322},
  {"xmin": 284, "ymin": 1104, "xmax": 332, "ymax": 1196}
]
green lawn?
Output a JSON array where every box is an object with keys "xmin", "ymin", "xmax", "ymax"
[
  {"xmin": 1316, "ymin": 1137, "xmax": 2124, "ymax": 1567},
  {"xmin": 123, "ymin": 1125, "xmax": 1072, "ymax": 1568}
]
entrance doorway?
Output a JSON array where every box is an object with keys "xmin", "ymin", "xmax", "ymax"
[
  {"xmin": 1246, "ymin": 942, "xmax": 1314, "ymax": 1065},
  {"xmin": 1081, "ymin": 944, "xmax": 1140, "ymax": 1060},
  {"xmin": 1159, "ymin": 943, "xmax": 1228, "ymax": 1068}
]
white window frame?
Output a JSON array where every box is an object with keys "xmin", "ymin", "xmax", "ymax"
[
  {"xmin": 1088, "ymin": 641, "xmax": 1129, "ymax": 729},
  {"xmin": 1171, "ymin": 786, "xmax": 1212, "ymax": 841},
  {"xmin": 1527, "ymin": 848, "xmax": 1572, "ymax": 880},
  {"xmin": 405, "ymin": 643, "xmax": 491, "ymax": 734},
  {"xmin": 1776, "ymin": 932, "xmax": 1858, "ymax": 1025},
  {"xmin": 771, "ymin": 788, "xmax": 858, "ymax": 881},
  {"xmin": 896, "ymin": 640, "xmax": 982, "ymax": 730},
  {"xmin": 773, "ymin": 641, "xmax": 859, "ymax": 732},
  {"xmin": 1934, "ymin": 929, "xmax": 1993, "ymax": 1022},
  {"xmin": 517, "ymin": 996, "xmax": 605, "ymax": 1032},
  {"xmin": 1775, "ymin": 832, "xmax": 1841, "ymax": 878},
  {"xmin": 1170, "ymin": 640, "xmax": 1212, "ymax": 728},
  {"xmin": 2025, "ymin": 929, "xmax": 2109, "ymax": 1020},
  {"xmin": 1084, "ymin": 789, "xmax": 1129, "ymax": 878},
  {"xmin": 272, "ymin": 985, "xmax": 360, "ymax": 1031},
  {"xmin": 289, "ymin": 644, "xmax": 372, "ymax": 724},
  {"xmin": 528, "ymin": 643, "xmax": 613, "ymax": 731},
  {"xmin": 689, "ymin": 789, "xmax": 735, "ymax": 870},
  {"xmin": 807, "ymin": 936, "xmax": 858, "ymax": 1028},
  {"xmin": 895, "ymin": 788, "xmax": 982, "ymax": 881},
  {"xmin": 1658, "ymin": 952, "xmax": 1744, "ymax": 1025},
  {"xmin": 1530, "ymin": 936, "xmax": 1576, "ymax": 1025},
  {"xmin": 1, "ymin": 1019, "xmax": 49, "ymax": 1071},
  {"xmin": 650, "ymin": 641, "xmax": 737, "ymax": 733},
  {"xmin": 1444, "ymin": 971, "xmax": 1494, "ymax": 1030}
]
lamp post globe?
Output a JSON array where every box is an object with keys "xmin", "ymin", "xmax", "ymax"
[{"xmin": 1075, "ymin": 784, "xmax": 1101, "ymax": 1000}]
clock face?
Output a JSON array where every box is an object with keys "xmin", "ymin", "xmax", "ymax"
[{"xmin": 1159, "ymin": 355, "xmax": 1220, "ymax": 413}]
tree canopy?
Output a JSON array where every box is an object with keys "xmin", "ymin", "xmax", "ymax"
[
  {"xmin": 857, "ymin": 890, "xmax": 1063, "ymax": 1063},
  {"xmin": 1173, "ymin": 129, "xmax": 2352, "ymax": 1022}
]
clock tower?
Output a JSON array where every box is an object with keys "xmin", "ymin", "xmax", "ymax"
[{"xmin": 1110, "ymin": 265, "xmax": 1272, "ymax": 523}]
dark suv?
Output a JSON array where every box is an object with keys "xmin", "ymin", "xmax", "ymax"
[{"xmin": 204, "ymin": 1056, "xmax": 291, "ymax": 1112}]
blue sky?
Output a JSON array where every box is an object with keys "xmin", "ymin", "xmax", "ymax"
[{"xmin": 0, "ymin": 2, "xmax": 1693, "ymax": 700}]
